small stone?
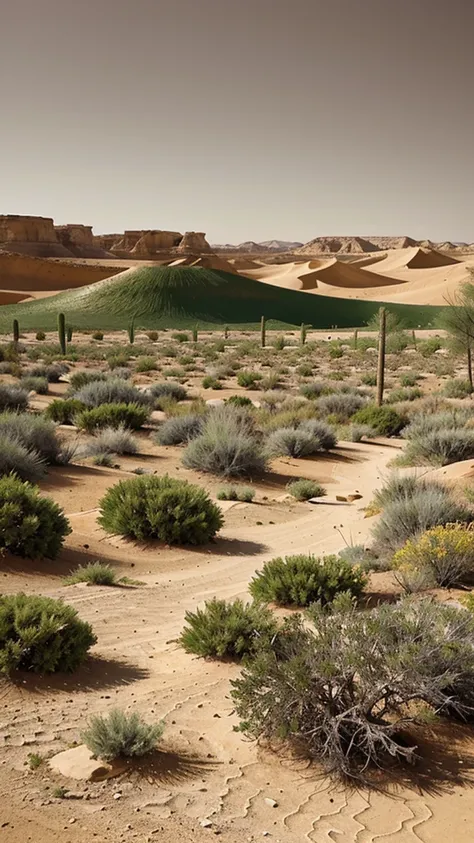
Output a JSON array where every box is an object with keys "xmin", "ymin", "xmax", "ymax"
[
  {"xmin": 200, "ymin": 819, "xmax": 213, "ymax": 828},
  {"xmin": 264, "ymin": 798, "xmax": 278, "ymax": 808},
  {"xmin": 69, "ymin": 818, "xmax": 76, "ymax": 824},
  {"xmin": 113, "ymin": 792, "xmax": 122, "ymax": 800}
]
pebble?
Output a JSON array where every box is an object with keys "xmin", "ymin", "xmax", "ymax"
[
  {"xmin": 200, "ymin": 818, "xmax": 213, "ymax": 828},
  {"xmin": 113, "ymin": 792, "xmax": 122, "ymax": 800},
  {"xmin": 264, "ymin": 798, "xmax": 278, "ymax": 808}
]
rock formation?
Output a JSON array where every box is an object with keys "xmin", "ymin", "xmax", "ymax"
[
  {"xmin": 55, "ymin": 224, "xmax": 111, "ymax": 258},
  {"xmin": 93, "ymin": 229, "xmax": 211, "ymax": 258},
  {"xmin": 131, "ymin": 230, "xmax": 183, "ymax": 256},
  {"xmin": 176, "ymin": 231, "xmax": 211, "ymax": 253},
  {"xmin": 0, "ymin": 215, "xmax": 73, "ymax": 258}
]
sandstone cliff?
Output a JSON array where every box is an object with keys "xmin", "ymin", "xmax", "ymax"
[
  {"xmin": 176, "ymin": 231, "xmax": 211, "ymax": 253},
  {"xmin": 55, "ymin": 224, "xmax": 112, "ymax": 258},
  {"xmin": 0, "ymin": 215, "xmax": 73, "ymax": 257}
]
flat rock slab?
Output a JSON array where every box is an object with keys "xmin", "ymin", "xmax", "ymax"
[{"xmin": 49, "ymin": 744, "xmax": 122, "ymax": 782}]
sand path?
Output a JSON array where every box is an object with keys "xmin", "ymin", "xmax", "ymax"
[{"xmin": 1, "ymin": 441, "xmax": 474, "ymax": 841}]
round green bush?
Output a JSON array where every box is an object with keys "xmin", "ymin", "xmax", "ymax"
[
  {"xmin": 75, "ymin": 402, "xmax": 150, "ymax": 432},
  {"xmin": 249, "ymin": 554, "xmax": 367, "ymax": 607},
  {"xmin": 286, "ymin": 479, "xmax": 326, "ymax": 501},
  {"xmin": 0, "ymin": 592, "xmax": 96, "ymax": 674},
  {"xmin": 0, "ymin": 474, "xmax": 71, "ymax": 558},
  {"xmin": 45, "ymin": 398, "xmax": 86, "ymax": 425},
  {"xmin": 179, "ymin": 597, "xmax": 278, "ymax": 659},
  {"xmin": 352, "ymin": 404, "xmax": 407, "ymax": 436},
  {"xmin": 98, "ymin": 474, "xmax": 223, "ymax": 544}
]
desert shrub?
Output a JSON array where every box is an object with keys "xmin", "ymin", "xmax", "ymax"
[
  {"xmin": 44, "ymin": 398, "xmax": 86, "ymax": 425},
  {"xmin": 135, "ymin": 356, "xmax": 157, "ymax": 373},
  {"xmin": 21, "ymin": 376, "xmax": 49, "ymax": 395},
  {"xmin": 154, "ymin": 414, "xmax": 204, "ymax": 446},
  {"xmin": 82, "ymin": 709, "xmax": 164, "ymax": 761},
  {"xmin": 338, "ymin": 423, "xmax": 376, "ymax": 442},
  {"xmin": 259, "ymin": 390, "xmax": 287, "ymax": 411},
  {"xmin": 226, "ymin": 395, "xmax": 253, "ymax": 408},
  {"xmin": 371, "ymin": 473, "xmax": 446, "ymax": 510},
  {"xmin": 0, "ymin": 474, "xmax": 71, "ymax": 558},
  {"xmin": 352, "ymin": 404, "xmax": 407, "ymax": 436},
  {"xmin": 386, "ymin": 331, "xmax": 410, "ymax": 353},
  {"xmin": 216, "ymin": 485, "xmax": 255, "ymax": 502},
  {"xmin": 107, "ymin": 353, "xmax": 130, "ymax": 370},
  {"xmin": 179, "ymin": 598, "xmax": 277, "ymax": 660},
  {"xmin": 0, "ymin": 412, "xmax": 70, "ymax": 464},
  {"xmin": 317, "ymin": 392, "xmax": 367, "ymax": 420},
  {"xmin": 286, "ymin": 479, "xmax": 326, "ymax": 501},
  {"xmin": 361, "ymin": 373, "xmax": 377, "ymax": 386},
  {"xmin": 372, "ymin": 487, "xmax": 471, "ymax": 555},
  {"xmin": 249, "ymin": 554, "xmax": 367, "ymax": 607},
  {"xmin": 273, "ymin": 335, "xmax": 285, "ymax": 351},
  {"xmin": 0, "ymin": 593, "xmax": 95, "ymax": 675},
  {"xmin": 0, "ymin": 361, "xmax": 20, "ymax": 376},
  {"xmin": 68, "ymin": 370, "xmax": 107, "ymax": 391},
  {"xmin": 92, "ymin": 452, "xmax": 114, "ymax": 466},
  {"xmin": 36, "ymin": 331, "xmax": 46, "ymax": 341},
  {"xmin": 387, "ymin": 387, "xmax": 423, "ymax": 403},
  {"xmin": 403, "ymin": 428, "xmax": 474, "ymax": 466},
  {"xmin": 172, "ymin": 332, "xmax": 189, "ymax": 343},
  {"xmin": 237, "ymin": 371, "xmax": 262, "ymax": 389},
  {"xmin": 147, "ymin": 381, "xmax": 187, "ymax": 402},
  {"xmin": 98, "ymin": 474, "xmax": 223, "ymax": 544},
  {"xmin": 202, "ymin": 376, "xmax": 222, "ymax": 389},
  {"xmin": 0, "ymin": 385, "xmax": 28, "ymax": 412},
  {"xmin": 75, "ymin": 403, "xmax": 149, "ymax": 432},
  {"xmin": 392, "ymin": 524, "xmax": 474, "ymax": 589},
  {"xmin": 146, "ymin": 331, "xmax": 159, "ymax": 342},
  {"xmin": 65, "ymin": 562, "xmax": 118, "ymax": 586},
  {"xmin": 0, "ymin": 437, "xmax": 46, "ymax": 482},
  {"xmin": 266, "ymin": 420, "xmax": 336, "ymax": 458},
  {"xmin": 443, "ymin": 378, "xmax": 473, "ymax": 399},
  {"xmin": 183, "ymin": 406, "xmax": 266, "ymax": 477},
  {"xmin": 418, "ymin": 337, "xmax": 442, "ymax": 356},
  {"xmin": 87, "ymin": 426, "xmax": 139, "ymax": 456},
  {"xmin": 328, "ymin": 343, "xmax": 343, "ymax": 358},
  {"xmin": 74, "ymin": 378, "xmax": 151, "ymax": 408},
  {"xmin": 24, "ymin": 363, "xmax": 67, "ymax": 383},
  {"xmin": 297, "ymin": 363, "xmax": 313, "ymax": 377},
  {"xmin": 231, "ymin": 598, "xmax": 474, "ymax": 780},
  {"xmin": 400, "ymin": 372, "xmax": 419, "ymax": 387},
  {"xmin": 260, "ymin": 372, "xmax": 281, "ymax": 391},
  {"xmin": 299, "ymin": 382, "xmax": 328, "ymax": 399}
]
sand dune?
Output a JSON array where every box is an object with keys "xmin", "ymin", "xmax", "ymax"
[
  {"xmin": 0, "ymin": 289, "xmax": 31, "ymax": 305},
  {"xmin": 243, "ymin": 247, "xmax": 473, "ymax": 306},
  {"xmin": 0, "ymin": 250, "xmax": 122, "ymax": 292},
  {"xmin": 168, "ymin": 253, "xmax": 239, "ymax": 274}
]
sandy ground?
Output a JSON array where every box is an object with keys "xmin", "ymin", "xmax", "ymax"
[{"xmin": 2, "ymin": 422, "xmax": 474, "ymax": 842}]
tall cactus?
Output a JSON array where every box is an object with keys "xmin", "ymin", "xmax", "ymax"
[
  {"xmin": 260, "ymin": 315, "xmax": 266, "ymax": 348},
  {"xmin": 376, "ymin": 308, "xmax": 386, "ymax": 407},
  {"xmin": 224, "ymin": 325, "xmax": 229, "ymax": 340},
  {"xmin": 67, "ymin": 325, "xmax": 73, "ymax": 343},
  {"xmin": 412, "ymin": 328, "xmax": 417, "ymax": 348},
  {"xmin": 353, "ymin": 328, "xmax": 358, "ymax": 350},
  {"xmin": 58, "ymin": 313, "xmax": 66, "ymax": 356},
  {"xmin": 300, "ymin": 323, "xmax": 307, "ymax": 346},
  {"xmin": 128, "ymin": 318, "xmax": 135, "ymax": 345},
  {"xmin": 13, "ymin": 319, "xmax": 19, "ymax": 343},
  {"xmin": 192, "ymin": 324, "xmax": 198, "ymax": 343}
]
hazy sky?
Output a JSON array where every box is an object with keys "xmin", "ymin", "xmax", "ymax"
[{"xmin": 1, "ymin": 0, "xmax": 472, "ymax": 243}]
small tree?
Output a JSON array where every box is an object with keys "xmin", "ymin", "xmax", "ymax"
[{"xmin": 438, "ymin": 279, "xmax": 474, "ymax": 391}]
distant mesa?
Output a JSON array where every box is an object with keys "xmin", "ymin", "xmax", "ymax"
[
  {"xmin": 295, "ymin": 236, "xmax": 419, "ymax": 255},
  {"xmin": 54, "ymin": 224, "xmax": 111, "ymax": 258},
  {"xmin": 0, "ymin": 215, "xmax": 74, "ymax": 258},
  {"xmin": 212, "ymin": 240, "xmax": 303, "ymax": 253},
  {"xmin": 94, "ymin": 229, "xmax": 211, "ymax": 258}
]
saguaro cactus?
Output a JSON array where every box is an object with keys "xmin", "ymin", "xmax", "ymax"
[
  {"xmin": 353, "ymin": 328, "xmax": 358, "ymax": 350},
  {"xmin": 128, "ymin": 319, "xmax": 135, "ymax": 344},
  {"xmin": 300, "ymin": 323, "xmax": 307, "ymax": 346},
  {"xmin": 13, "ymin": 319, "xmax": 19, "ymax": 343},
  {"xmin": 67, "ymin": 325, "xmax": 73, "ymax": 343},
  {"xmin": 260, "ymin": 316, "xmax": 266, "ymax": 348},
  {"xmin": 376, "ymin": 308, "xmax": 386, "ymax": 407},
  {"xmin": 192, "ymin": 324, "xmax": 198, "ymax": 343},
  {"xmin": 58, "ymin": 313, "xmax": 66, "ymax": 355}
]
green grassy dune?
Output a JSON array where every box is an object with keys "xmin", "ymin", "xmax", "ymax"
[{"xmin": 0, "ymin": 265, "xmax": 441, "ymax": 331}]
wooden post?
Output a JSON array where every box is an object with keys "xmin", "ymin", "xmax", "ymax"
[
  {"xmin": 354, "ymin": 328, "xmax": 358, "ymax": 350},
  {"xmin": 376, "ymin": 308, "xmax": 386, "ymax": 407}
]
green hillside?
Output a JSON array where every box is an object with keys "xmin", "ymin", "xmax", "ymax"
[{"xmin": 0, "ymin": 265, "xmax": 441, "ymax": 331}]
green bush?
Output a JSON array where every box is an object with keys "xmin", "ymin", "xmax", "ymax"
[
  {"xmin": 286, "ymin": 479, "xmax": 326, "ymax": 500},
  {"xmin": 387, "ymin": 387, "xmax": 423, "ymax": 403},
  {"xmin": 399, "ymin": 372, "xmax": 419, "ymax": 387},
  {"xmin": 82, "ymin": 709, "xmax": 164, "ymax": 761},
  {"xmin": 361, "ymin": 373, "xmax": 377, "ymax": 386},
  {"xmin": 442, "ymin": 379, "xmax": 474, "ymax": 399},
  {"xmin": 231, "ymin": 598, "xmax": 474, "ymax": 780},
  {"xmin": 183, "ymin": 406, "xmax": 266, "ymax": 477},
  {"xmin": 154, "ymin": 414, "xmax": 204, "ymax": 446},
  {"xmin": 24, "ymin": 363, "xmax": 67, "ymax": 383},
  {"xmin": 76, "ymin": 403, "xmax": 149, "ymax": 432},
  {"xmin": 44, "ymin": 398, "xmax": 86, "ymax": 425},
  {"xmin": 146, "ymin": 331, "xmax": 159, "ymax": 342},
  {"xmin": 36, "ymin": 331, "xmax": 46, "ymax": 341},
  {"xmin": 317, "ymin": 392, "xmax": 366, "ymax": 419},
  {"xmin": 0, "ymin": 438, "xmax": 46, "ymax": 482},
  {"xmin": 266, "ymin": 420, "xmax": 336, "ymax": 458},
  {"xmin": 180, "ymin": 598, "xmax": 277, "ymax": 660},
  {"xmin": 403, "ymin": 428, "xmax": 474, "ymax": 466},
  {"xmin": 147, "ymin": 381, "xmax": 187, "ymax": 402},
  {"xmin": 0, "ymin": 593, "xmax": 95, "ymax": 675},
  {"xmin": 237, "ymin": 371, "xmax": 263, "ymax": 389},
  {"xmin": 65, "ymin": 562, "xmax": 118, "ymax": 586},
  {"xmin": 98, "ymin": 474, "xmax": 223, "ymax": 544},
  {"xmin": 202, "ymin": 376, "xmax": 222, "ymax": 389},
  {"xmin": 216, "ymin": 485, "xmax": 255, "ymax": 502},
  {"xmin": 135, "ymin": 356, "xmax": 157, "ymax": 373},
  {"xmin": 21, "ymin": 376, "xmax": 49, "ymax": 395},
  {"xmin": 226, "ymin": 395, "xmax": 254, "ymax": 408},
  {"xmin": 0, "ymin": 412, "xmax": 71, "ymax": 465},
  {"xmin": 0, "ymin": 385, "xmax": 29, "ymax": 412},
  {"xmin": 352, "ymin": 404, "xmax": 407, "ymax": 436},
  {"xmin": 172, "ymin": 332, "xmax": 189, "ymax": 343},
  {"xmin": 74, "ymin": 378, "xmax": 152, "ymax": 408},
  {"xmin": 249, "ymin": 554, "xmax": 367, "ymax": 607},
  {"xmin": 68, "ymin": 370, "xmax": 107, "ymax": 391},
  {"xmin": 299, "ymin": 382, "xmax": 328, "ymax": 399},
  {"xmin": 418, "ymin": 338, "xmax": 442, "ymax": 356},
  {"xmin": 87, "ymin": 426, "xmax": 139, "ymax": 456},
  {"xmin": 0, "ymin": 474, "xmax": 71, "ymax": 558}
]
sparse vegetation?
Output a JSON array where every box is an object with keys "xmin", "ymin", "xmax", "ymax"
[
  {"xmin": 286, "ymin": 478, "xmax": 326, "ymax": 500},
  {"xmin": 183, "ymin": 406, "xmax": 266, "ymax": 477},
  {"xmin": 180, "ymin": 598, "xmax": 277, "ymax": 660},
  {"xmin": 76, "ymin": 403, "xmax": 150, "ymax": 432},
  {"xmin": 0, "ymin": 474, "xmax": 71, "ymax": 558},
  {"xmin": 82, "ymin": 709, "xmax": 164, "ymax": 761},
  {"xmin": 249, "ymin": 554, "xmax": 367, "ymax": 606}
]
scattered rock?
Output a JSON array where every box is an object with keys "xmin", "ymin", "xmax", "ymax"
[
  {"xmin": 264, "ymin": 798, "xmax": 278, "ymax": 808},
  {"xmin": 200, "ymin": 819, "xmax": 213, "ymax": 828},
  {"xmin": 49, "ymin": 745, "xmax": 115, "ymax": 782}
]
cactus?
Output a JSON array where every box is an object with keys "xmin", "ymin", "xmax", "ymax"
[
  {"xmin": 376, "ymin": 308, "xmax": 386, "ymax": 407},
  {"xmin": 58, "ymin": 313, "xmax": 66, "ymax": 355},
  {"xmin": 128, "ymin": 319, "xmax": 135, "ymax": 345},
  {"xmin": 66, "ymin": 325, "xmax": 73, "ymax": 343},
  {"xmin": 192, "ymin": 324, "xmax": 198, "ymax": 343},
  {"xmin": 353, "ymin": 328, "xmax": 358, "ymax": 350},
  {"xmin": 224, "ymin": 325, "xmax": 229, "ymax": 340},
  {"xmin": 260, "ymin": 316, "xmax": 266, "ymax": 348},
  {"xmin": 412, "ymin": 329, "xmax": 417, "ymax": 348},
  {"xmin": 300, "ymin": 323, "xmax": 307, "ymax": 346},
  {"xmin": 13, "ymin": 319, "xmax": 19, "ymax": 343}
]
